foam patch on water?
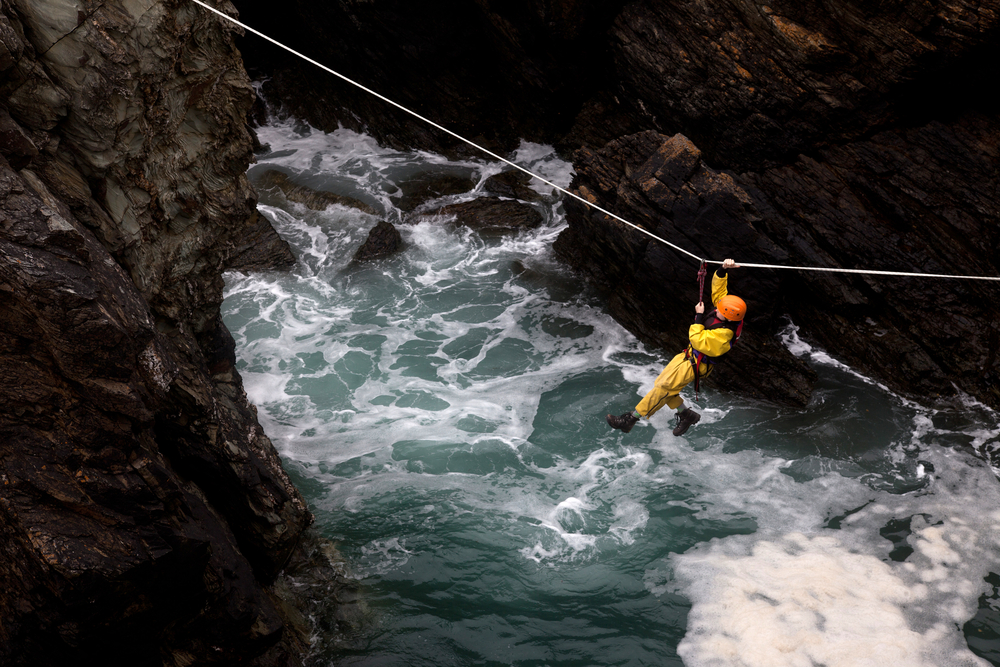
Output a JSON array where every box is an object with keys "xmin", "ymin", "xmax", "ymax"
[
  {"xmin": 679, "ymin": 533, "xmax": 939, "ymax": 667},
  {"xmin": 514, "ymin": 447, "xmax": 657, "ymax": 560},
  {"xmin": 510, "ymin": 139, "xmax": 576, "ymax": 197},
  {"xmin": 669, "ymin": 459, "xmax": 1000, "ymax": 667},
  {"xmin": 355, "ymin": 537, "xmax": 414, "ymax": 578}
]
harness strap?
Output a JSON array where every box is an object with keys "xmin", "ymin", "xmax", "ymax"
[
  {"xmin": 697, "ymin": 262, "xmax": 707, "ymax": 303},
  {"xmin": 685, "ymin": 348, "xmax": 713, "ymax": 402}
]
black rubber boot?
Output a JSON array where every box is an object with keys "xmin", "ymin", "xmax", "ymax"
[
  {"xmin": 606, "ymin": 412, "xmax": 639, "ymax": 433},
  {"xmin": 672, "ymin": 408, "xmax": 701, "ymax": 436}
]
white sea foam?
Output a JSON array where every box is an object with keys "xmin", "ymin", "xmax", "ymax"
[{"xmin": 653, "ymin": 333, "xmax": 1000, "ymax": 667}]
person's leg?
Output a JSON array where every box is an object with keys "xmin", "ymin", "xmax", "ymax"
[
  {"xmin": 635, "ymin": 353, "xmax": 694, "ymax": 418},
  {"xmin": 670, "ymin": 364, "xmax": 712, "ymax": 435},
  {"xmin": 609, "ymin": 353, "xmax": 695, "ymax": 433},
  {"xmin": 630, "ymin": 354, "xmax": 710, "ymax": 435}
]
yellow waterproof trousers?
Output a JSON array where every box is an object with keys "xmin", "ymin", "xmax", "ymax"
[{"xmin": 635, "ymin": 352, "xmax": 712, "ymax": 418}]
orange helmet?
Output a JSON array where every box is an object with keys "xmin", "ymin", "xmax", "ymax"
[{"xmin": 717, "ymin": 295, "xmax": 746, "ymax": 321}]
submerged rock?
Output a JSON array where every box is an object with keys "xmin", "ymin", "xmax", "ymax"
[
  {"xmin": 266, "ymin": 531, "xmax": 370, "ymax": 659},
  {"xmin": 391, "ymin": 171, "xmax": 477, "ymax": 212},
  {"xmin": 483, "ymin": 170, "xmax": 546, "ymax": 203},
  {"xmin": 424, "ymin": 196, "xmax": 544, "ymax": 232},
  {"xmin": 353, "ymin": 220, "xmax": 403, "ymax": 261},
  {"xmin": 257, "ymin": 169, "xmax": 376, "ymax": 214}
]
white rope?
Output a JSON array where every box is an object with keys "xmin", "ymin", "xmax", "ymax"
[
  {"xmin": 191, "ymin": 0, "xmax": 1000, "ymax": 283},
  {"xmin": 733, "ymin": 262, "xmax": 998, "ymax": 281}
]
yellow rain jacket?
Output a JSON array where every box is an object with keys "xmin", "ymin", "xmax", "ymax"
[{"xmin": 687, "ymin": 270, "xmax": 738, "ymax": 359}]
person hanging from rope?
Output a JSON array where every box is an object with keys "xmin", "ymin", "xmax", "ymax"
[{"xmin": 607, "ymin": 259, "xmax": 746, "ymax": 436}]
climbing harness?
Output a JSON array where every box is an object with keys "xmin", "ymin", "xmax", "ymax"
[
  {"xmin": 191, "ymin": 0, "xmax": 1000, "ymax": 284},
  {"xmin": 685, "ymin": 313, "xmax": 742, "ymax": 403}
]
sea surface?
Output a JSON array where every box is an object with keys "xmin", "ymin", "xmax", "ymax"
[{"xmin": 223, "ymin": 117, "xmax": 1000, "ymax": 667}]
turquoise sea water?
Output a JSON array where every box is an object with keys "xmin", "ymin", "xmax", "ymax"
[{"xmin": 224, "ymin": 119, "xmax": 1000, "ymax": 667}]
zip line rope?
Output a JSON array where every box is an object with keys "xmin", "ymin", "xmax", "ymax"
[{"xmin": 191, "ymin": 0, "xmax": 1000, "ymax": 283}]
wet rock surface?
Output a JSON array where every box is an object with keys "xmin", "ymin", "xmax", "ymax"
[
  {"xmin": 353, "ymin": 220, "xmax": 403, "ymax": 261},
  {"xmin": 226, "ymin": 208, "xmax": 297, "ymax": 272},
  {"xmin": 740, "ymin": 114, "xmax": 1000, "ymax": 406},
  {"xmin": 257, "ymin": 169, "xmax": 376, "ymax": 214},
  {"xmin": 264, "ymin": 531, "xmax": 369, "ymax": 661},
  {"xmin": 483, "ymin": 170, "xmax": 546, "ymax": 203},
  {"xmin": 390, "ymin": 171, "xmax": 477, "ymax": 212},
  {"xmin": 1, "ymin": 1, "xmax": 310, "ymax": 664},
  {"xmin": 424, "ymin": 196, "xmax": 544, "ymax": 232}
]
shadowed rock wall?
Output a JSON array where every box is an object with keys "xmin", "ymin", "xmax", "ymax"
[
  {"xmin": 556, "ymin": 125, "xmax": 1000, "ymax": 407},
  {"xmin": 1, "ymin": 0, "xmax": 309, "ymax": 664},
  {"xmin": 235, "ymin": 0, "xmax": 630, "ymax": 154},
  {"xmin": 608, "ymin": 0, "xmax": 1000, "ymax": 170},
  {"xmin": 557, "ymin": 0, "xmax": 1000, "ymax": 408}
]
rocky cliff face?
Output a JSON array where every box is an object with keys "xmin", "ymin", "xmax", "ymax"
[
  {"xmin": 1, "ymin": 0, "xmax": 309, "ymax": 664},
  {"xmin": 239, "ymin": 0, "xmax": 1000, "ymax": 409},
  {"xmin": 558, "ymin": 0, "xmax": 1000, "ymax": 408}
]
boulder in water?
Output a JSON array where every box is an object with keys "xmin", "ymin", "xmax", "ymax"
[
  {"xmin": 391, "ymin": 171, "xmax": 478, "ymax": 212},
  {"xmin": 353, "ymin": 220, "xmax": 403, "ymax": 261},
  {"xmin": 425, "ymin": 196, "xmax": 543, "ymax": 232},
  {"xmin": 483, "ymin": 170, "xmax": 545, "ymax": 202},
  {"xmin": 257, "ymin": 169, "xmax": 376, "ymax": 214}
]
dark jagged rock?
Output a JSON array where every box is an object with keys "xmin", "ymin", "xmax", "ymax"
[
  {"xmin": 1, "ymin": 1, "xmax": 310, "ymax": 664},
  {"xmin": 391, "ymin": 171, "xmax": 477, "ymax": 212},
  {"xmin": 608, "ymin": 0, "xmax": 1000, "ymax": 170},
  {"xmin": 739, "ymin": 113, "xmax": 1000, "ymax": 406},
  {"xmin": 256, "ymin": 169, "xmax": 376, "ymax": 214},
  {"xmin": 353, "ymin": 220, "xmax": 403, "ymax": 261},
  {"xmin": 238, "ymin": 0, "xmax": 999, "ymax": 165},
  {"xmin": 424, "ymin": 196, "xmax": 544, "ymax": 232},
  {"xmin": 0, "ymin": 156, "xmax": 299, "ymax": 665},
  {"xmin": 557, "ymin": 126, "xmax": 1000, "ymax": 407},
  {"xmin": 227, "ymin": 208, "xmax": 297, "ymax": 272},
  {"xmin": 483, "ymin": 170, "xmax": 545, "ymax": 202},
  {"xmin": 0, "ymin": 107, "xmax": 35, "ymax": 169}
]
